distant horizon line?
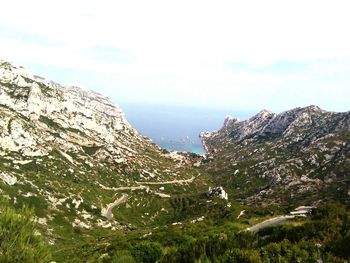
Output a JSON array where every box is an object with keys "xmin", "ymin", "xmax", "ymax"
[{"xmin": 120, "ymin": 102, "xmax": 350, "ymax": 117}]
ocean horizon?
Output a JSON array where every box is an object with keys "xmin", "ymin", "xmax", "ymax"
[{"xmin": 121, "ymin": 103, "xmax": 252, "ymax": 154}]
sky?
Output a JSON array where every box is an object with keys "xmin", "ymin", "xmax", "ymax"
[{"xmin": 0, "ymin": 0, "xmax": 350, "ymax": 114}]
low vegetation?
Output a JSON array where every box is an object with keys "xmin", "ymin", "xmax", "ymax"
[
  {"xmin": 47, "ymin": 202, "xmax": 350, "ymax": 262},
  {"xmin": 1, "ymin": 60, "xmax": 349, "ymax": 262},
  {"xmin": 0, "ymin": 200, "xmax": 51, "ymax": 263}
]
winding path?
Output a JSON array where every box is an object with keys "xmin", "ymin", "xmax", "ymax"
[
  {"xmin": 135, "ymin": 176, "xmax": 195, "ymax": 185},
  {"xmin": 98, "ymin": 183, "xmax": 150, "ymax": 192},
  {"xmin": 246, "ymin": 215, "xmax": 295, "ymax": 232},
  {"xmin": 99, "ymin": 174, "xmax": 198, "ymax": 218},
  {"xmin": 101, "ymin": 194, "xmax": 128, "ymax": 220}
]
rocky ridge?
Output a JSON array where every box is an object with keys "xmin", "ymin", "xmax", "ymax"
[
  {"xmin": 201, "ymin": 106, "xmax": 350, "ymax": 205},
  {"xmin": 0, "ymin": 59, "xmax": 138, "ymax": 161}
]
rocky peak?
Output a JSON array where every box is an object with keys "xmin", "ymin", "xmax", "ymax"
[
  {"xmin": 223, "ymin": 106, "xmax": 331, "ymax": 140},
  {"xmin": 304, "ymin": 105, "xmax": 325, "ymax": 113},
  {"xmin": 0, "ymin": 60, "xmax": 159, "ymax": 169},
  {"xmin": 230, "ymin": 109, "xmax": 275, "ymax": 140},
  {"xmin": 0, "ymin": 60, "xmax": 34, "ymax": 80},
  {"xmin": 223, "ymin": 115, "xmax": 233, "ymax": 126},
  {"xmin": 253, "ymin": 109, "xmax": 273, "ymax": 119},
  {"xmin": 0, "ymin": 61, "xmax": 131, "ymax": 149},
  {"xmin": 201, "ymin": 105, "xmax": 350, "ymax": 205},
  {"xmin": 260, "ymin": 106, "xmax": 328, "ymax": 138},
  {"xmin": 223, "ymin": 115, "xmax": 240, "ymax": 127}
]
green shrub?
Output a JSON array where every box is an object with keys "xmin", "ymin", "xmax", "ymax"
[
  {"xmin": 111, "ymin": 250, "xmax": 136, "ymax": 263},
  {"xmin": 131, "ymin": 241, "xmax": 162, "ymax": 263},
  {"xmin": 0, "ymin": 205, "xmax": 51, "ymax": 263},
  {"xmin": 223, "ymin": 248, "xmax": 262, "ymax": 263}
]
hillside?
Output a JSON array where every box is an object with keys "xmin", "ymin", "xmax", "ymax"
[
  {"xmin": 1, "ymin": 60, "xmax": 349, "ymax": 262},
  {"xmin": 201, "ymin": 106, "xmax": 350, "ymax": 206},
  {"xmin": 0, "ymin": 60, "xmax": 212, "ymax": 257}
]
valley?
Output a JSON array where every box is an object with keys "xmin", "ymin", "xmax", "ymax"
[{"xmin": 0, "ymin": 60, "xmax": 349, "ymax": 262}]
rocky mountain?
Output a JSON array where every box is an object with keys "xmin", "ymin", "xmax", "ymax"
[
  {"xmin": 1, "ymin": 59, "xmax": 349, "ymax": 262},
  {"xmin": 0, "ymin": 60, "xmax": 203, "ymax": 241},
  {"xmin": 201, "ymin": 106, "xmax": 350, "ymax": 206}
]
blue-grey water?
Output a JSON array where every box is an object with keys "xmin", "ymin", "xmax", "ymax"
[{"xmin": 121, "ymin": 104, "xmax": 251, "ymax": 155}]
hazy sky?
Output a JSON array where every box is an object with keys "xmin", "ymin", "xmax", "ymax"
[{"xmin": 1, "ymin": 0, "xmax": 350, "ymax": 113}]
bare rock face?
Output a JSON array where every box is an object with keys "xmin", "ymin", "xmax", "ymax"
[
  {"xmin": 201, "ymin": 105, "xmax": 350, "ymax": 205},
  {"xmin": 0, "ymin": 60, "xmax": 135, "ymax": 160},
  {"xmin": 231, "ymin": 109, "xmax": 275, "ymax": 139}
]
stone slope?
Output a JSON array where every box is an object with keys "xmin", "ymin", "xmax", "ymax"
[
  {"xmin": 0, "ymin": 60, "xmax": 201, "ymax": 237},
  {"xmin": 201, "ymin": 106, "xmax": 350, "ymax": 205},
  {"xmin": 0, "ymin": 59, "xmax": 142, "ymax": 162}
]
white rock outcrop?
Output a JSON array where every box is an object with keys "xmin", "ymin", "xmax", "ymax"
[
  {"xmin": 0, "ymin": 60, "xmax": 145, "ymax": 163},
  {"xmin": 0, "ymin": 172, "xmax": 17, "ymax": 185}
]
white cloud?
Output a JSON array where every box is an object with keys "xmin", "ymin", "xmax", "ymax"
[
  {"xmin": 0, "ymin": 0, "xmax": 350, "ymax": 112},
  {"xmin": 2, "ymin": 0, "xmax": 350, "ymax": 64}
]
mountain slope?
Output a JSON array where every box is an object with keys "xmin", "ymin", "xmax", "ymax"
[
  {"xmin": 201, "ymin": 106, "xmax": 350, "ymax": 206},
  {"xmin": 0, "ymin": 60, "xmax": 207, "ymax": 244},
  {"xmin": 2, "ymin": 59, "xmax": 349, "ymax": 262}
]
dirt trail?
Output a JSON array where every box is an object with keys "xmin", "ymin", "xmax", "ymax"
[
  {"xmin": 246, "ymin": 215, "xmax": 295, "ymax": 232},
  {"xmin": 101, "ymin": 194, "xmax": 128, "ymax": 220},
  {"xmin": 98, "ymin": 183, "xmax": 150, "ymax": 192},
  {"xmin": 98, "ymin": 175, "xmax": 196, "ymax": 191},
  {"xmin": 98, "ymin": 174, "xmax": 198, "ymax": 212},
  {"xmin": 135, "ymin": 176, "xmax": 195, "ymax": 185}
]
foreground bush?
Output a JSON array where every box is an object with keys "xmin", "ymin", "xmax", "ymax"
[
  {"xmin": 0, "ymin": 205, "xmax": 51, "ymax": 263},
  {"xmin": 131, "ymin": 241, "xmax": 163, "ymax": 263}
]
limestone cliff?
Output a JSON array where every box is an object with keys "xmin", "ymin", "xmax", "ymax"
[{"xmin": 201, "ymin": 106, "xmax": 350, "ymax": 205}]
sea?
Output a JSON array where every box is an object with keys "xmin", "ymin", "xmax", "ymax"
[{"xmin": 121, "ymin": 104, "xmax": 251, "ymax": 155}]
